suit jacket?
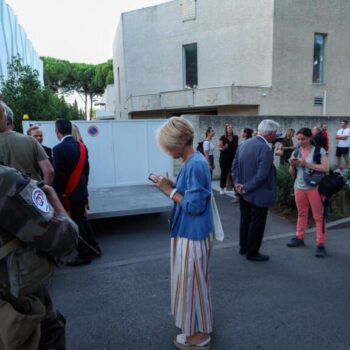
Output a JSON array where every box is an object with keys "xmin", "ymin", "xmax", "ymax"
[
  {"xmin": 53, "ymin": 136, "xmax": 89, "ymax": 202},
  {"xmin": 232, "ymin": 136, "xmax": 277, "ymax": 208}
]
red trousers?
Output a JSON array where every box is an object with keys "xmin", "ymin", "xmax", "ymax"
[{"xmin": 295, "ymin": 188, "xmax": 326, "ymax": 245}]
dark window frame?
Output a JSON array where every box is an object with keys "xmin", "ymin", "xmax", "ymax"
[
  {"xmin": 313, "ymin": 33, "xmax": 326, "ymax": 84},
  {"xmin": 183, "ymin": 43, "xmax": 198, "ymax": 88}
]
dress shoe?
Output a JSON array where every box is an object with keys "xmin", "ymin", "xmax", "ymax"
[
  {"xmin": 246, "ymin": 253, "xmax": 269, "ymax": 262},
  {"xmin": 315, "ymin": 245, "xmax": 326, "ymax": 258},
  {"xmin": 67, "ymin": 257, "xmax": 91, "ymax": 267},
  {"xmin": 239, "ymin": 248, "xmax": 246, "ymax": 255},
  {"xmin": 286, "ymin": 237, "xmax": 305, "ymax": 248}
]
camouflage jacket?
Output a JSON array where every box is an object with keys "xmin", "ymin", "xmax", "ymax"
[
  {"xmin": 0, "ymin": 165, "xmax": 78, "ymax": 296},
  {"xmin": 0, "ymin": 165, "xmax": 78, "ymax": 257}
]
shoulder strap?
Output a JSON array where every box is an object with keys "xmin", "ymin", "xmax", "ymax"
[
  {"xmin": 293, "ymin": 145, "xmax": 301, "ymax": 158},
  {"xmin": 313, "ymin": 146, "xmax": 322, "ymax": 164},
  {"xmin": 0, "ymin": 239, "xmax": 22, "ymax": 260}
]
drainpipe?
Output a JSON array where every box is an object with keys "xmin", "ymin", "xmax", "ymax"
[{"xmin": 322, "ymin": 90, "xmax": 327, "ymax": 116}]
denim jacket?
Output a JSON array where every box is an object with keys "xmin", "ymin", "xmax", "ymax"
[{"xmin": 170, "ymin": 152, "xmax": 212, "ymax": 240}]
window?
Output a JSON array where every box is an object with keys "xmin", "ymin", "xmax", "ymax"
[
  {"xmin": 181, "ymin": 0, "xmax": 196, "ymax": 21},
  {"xmin": 117, "ymin": 67, "xmax": 121, "ymax": 104},
  {"xmin": 183, "ymin": 43, "xmax": 197, "ymax": 88},
  {"xmin": 313, "ymin": 34, "xmax": 326, "ymax": 84}
]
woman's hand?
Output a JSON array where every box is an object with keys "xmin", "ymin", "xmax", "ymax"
[
  {"xmin": 297, "ymin": 158, "xmax": 307, "ymax": 167},
  {"xmin": 152, "ymin": 175, "xmax": 173, "ymax": 196},
  {"xmin": 290, "ymin": 158, "xmax": 298, "ymax": 167}
]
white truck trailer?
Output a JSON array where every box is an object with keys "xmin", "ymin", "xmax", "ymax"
[{"xmin": 22, "ymin": 119, "xmax": 173, "ymax": 219}]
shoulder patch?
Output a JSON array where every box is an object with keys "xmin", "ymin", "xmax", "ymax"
[{"xmin": 32, "ymin": 188, "xmax": 50, "ymax": 213}]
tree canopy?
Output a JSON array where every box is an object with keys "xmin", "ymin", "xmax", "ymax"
[
  {"xmin": 41, "ymin": 57, "xmax": 114, "ymax": 119},
  {"xmin": 0, "ymin": 57, "xmax": 84, "ymax": 131}
]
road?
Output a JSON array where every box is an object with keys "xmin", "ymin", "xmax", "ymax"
[{"xmin": 50, "ymin": 192, "xmax": 350, "ymax": 350}]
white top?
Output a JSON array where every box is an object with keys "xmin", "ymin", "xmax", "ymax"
[
  {"xmin": 294, "ymin": 146, "xmax": 326, "ymax": 190},
  {"xmin": 203, "ymin": 140, "xmax": 215, "ymax": 155},
  {"xmin": 60, "ymin": 135, "xmax": 73, "ymax": 142},
  {"xmin": 336, "ymin": 128, "xmax": 350, "ymax": 148}
]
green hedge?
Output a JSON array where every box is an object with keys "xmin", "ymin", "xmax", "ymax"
[{"xmin": 276, "ymin": 164, "xmax": 295, "ymax": 208}]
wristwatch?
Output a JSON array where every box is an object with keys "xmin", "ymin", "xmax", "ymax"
[{"xmin": 169, "ymin": 188, "xmax": 178, "ymax": 199}]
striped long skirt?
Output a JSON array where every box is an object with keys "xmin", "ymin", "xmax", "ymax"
[{"xmin": 170, "ymin": 235, "xmax": 213, "ymax": 337}]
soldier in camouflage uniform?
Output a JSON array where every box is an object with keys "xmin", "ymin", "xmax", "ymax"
[{"xmin": 0, "ymin": 103, "xmax": 78, "ymax": 349}]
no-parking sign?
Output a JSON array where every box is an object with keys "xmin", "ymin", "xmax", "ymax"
[{"xmin": 87, "ymin": 125, "xmax": 99, "ymax": 137}]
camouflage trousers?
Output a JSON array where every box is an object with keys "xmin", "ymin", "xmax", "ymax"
[{"xmin": 0, "ymin": 287, "xmax": 66, "ymax": 350}]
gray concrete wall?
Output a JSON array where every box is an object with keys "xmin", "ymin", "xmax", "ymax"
[
  {"xmin": 184, "ymin": 114, "xmax": 346, "ymax": 178},
  {"xmin": 122, "ymin": 0, "xmax": 273, "ymax": 95},
  {"xmin": 260, "ymin": 0, "xmax": 350, "ymax": 116},
  {"xmin": 111, "ymin": 0, "xmax": 274, "ymax": 117},
  {"xmin": 110, "ymin": 0, "xmax": 350, "ymax": 119}
]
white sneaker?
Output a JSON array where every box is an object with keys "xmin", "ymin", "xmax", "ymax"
[{"xmin": 219, "ymin": 188, "xmax": 225, "ymax": 195}]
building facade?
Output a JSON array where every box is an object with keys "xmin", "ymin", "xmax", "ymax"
[
  {"xmin": 111, "ymin": 0, "xmax": 350, "ymax": 119},
  {"xmin": 0, "ymin": 0, "xmax": 43, "ymax": 83}
]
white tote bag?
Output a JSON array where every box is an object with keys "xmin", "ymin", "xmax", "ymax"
[{"xmin": 211, "ymin": 193, "xmax": 224, "ymax": 242}]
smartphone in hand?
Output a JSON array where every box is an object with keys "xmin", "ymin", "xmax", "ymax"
[{"xmin": 148, "ymin": 173, "xmax": 159, "ymax": 183}]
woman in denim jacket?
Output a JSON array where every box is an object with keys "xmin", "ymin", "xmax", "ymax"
[{"xmin": 151, "ymin": 117, "xmax": 213, "ymax": 350}]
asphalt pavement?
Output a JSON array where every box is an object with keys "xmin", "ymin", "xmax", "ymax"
[{"xmin": 50, "ymin": 192, "xmax": 350, "ymax": 350}]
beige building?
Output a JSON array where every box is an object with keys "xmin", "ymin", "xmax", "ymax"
[{"xmin": 109, "ymin": 0, "xmax": 350, "ymax": 119}]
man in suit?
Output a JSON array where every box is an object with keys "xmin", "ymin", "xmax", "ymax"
[
  {"xmin": 232, "ymin": 119, "xmax": 279, "ymax": 262},
  {"xmin": 27, "ymin": 125, "xmax": 53, "ymax": 163},
  {"xmin": 53, "ymin": 119, "xmax": 101, "ymax": 266}
]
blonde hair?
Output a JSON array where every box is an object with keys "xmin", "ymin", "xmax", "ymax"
[
  {"xmin": 284, "ymin": 128, "xmax": 295, "ymax": 139},
  {"xmin": 157, "ymin": 117, "xmax": 194, "ymax": 153},
  {"xmin": 72, "ymin": 124, "xmax": 83, "ymax": 143},
  {"xmin": 26, "ymin": 125, "xmax": 40, "ymax": 136}
]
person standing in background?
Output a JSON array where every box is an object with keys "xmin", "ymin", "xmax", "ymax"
[
  {"xmin": 232, "ymin": 119, "xmax": 279, "ymax": 262},
  {"xmin": 277, "ymin": 128, "xmax": 295, "ymax": 165},
  {"xmin": 203, "ymin": 127, "xmax": 215, "ymax": 177},
  {"xmin": 218, "ymin": 124, "xmax": 238, "ymax": 194},
  {"xmin": 312, "ymin": 126, "xmax": 327, "ymax": 150},
  {"xmin": 335, "ymin": 120, "xmax": 350, "ymax": 171},
  {"xmin": 321, "ymin": 123, "xmax": 329, "ymax": 153},
  {"xmin": 0, "ymin": 102, "xmax": 54, "ymax": 185},
  {"xmin": 240, "ymin": 128, "xmax": 254, "ymax": 141},
  {"xmin": 53, "ymin": 119, "xmax": 101, "ymax": 266},
  {"xmin": 72, "ymin": 124, "xmax": 84, "ymax": 143},
  {"xmin": 27, "ymin": 125, "xmax": 53, "ymax": 163}
]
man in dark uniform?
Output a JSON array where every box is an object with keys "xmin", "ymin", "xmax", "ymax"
[
  {"xmin": 0, "ymin": 103, "xmax": 79, "ymax": 349},
  {"xmin": 53, "ymin": 119, "xmax": 101, "ymax": 266}
]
